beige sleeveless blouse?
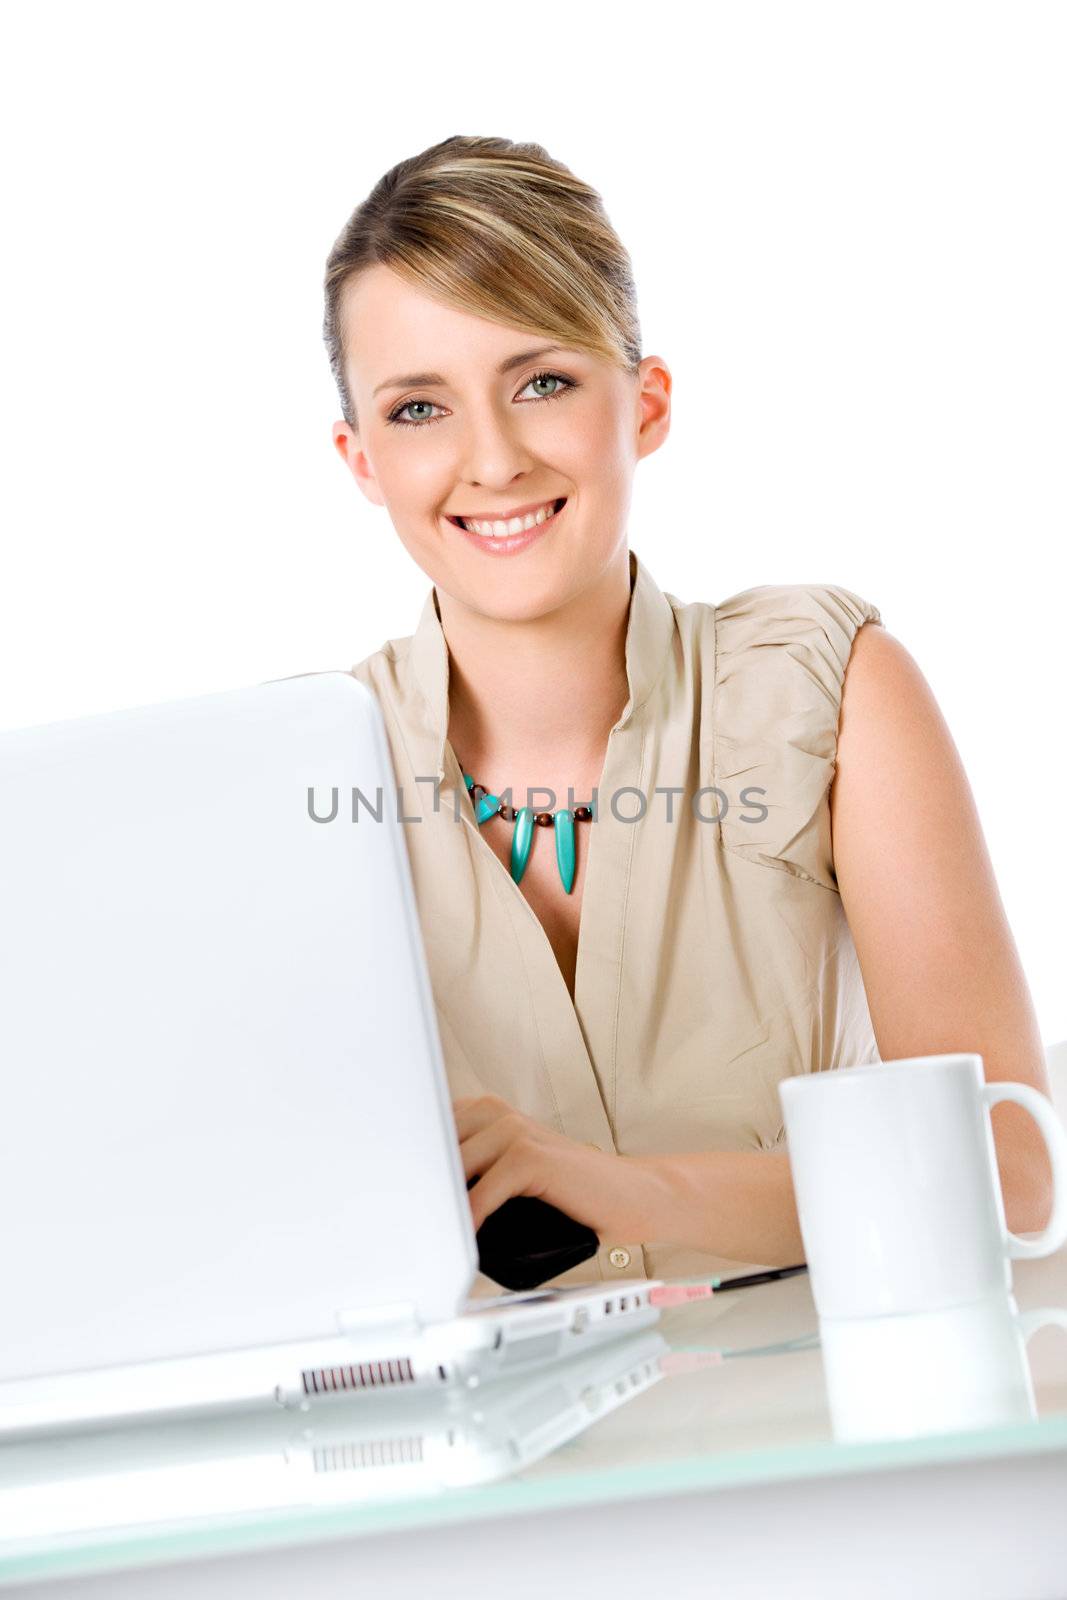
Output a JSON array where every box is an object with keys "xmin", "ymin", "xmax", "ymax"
[{"xmin": 349, "ymin": 549, "xmax": 884, "ymax": 1289}]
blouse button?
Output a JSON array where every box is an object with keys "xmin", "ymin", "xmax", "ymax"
[{"xmin": 608, "ymin": 1247, "xmax": 632, "ymax": 1270}]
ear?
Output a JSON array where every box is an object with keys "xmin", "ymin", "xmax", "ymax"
[
  {"xmin": 331, "ymin": 420, "xmax": 386, "ymax": 508},
  {"xmin": 635, "ymin": 354, "xmax": 671, "ymax": 462}
]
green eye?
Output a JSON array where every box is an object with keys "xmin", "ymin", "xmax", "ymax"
[
  {"xmin": 520, "ymin": 370, "xmax": 577, "ymax": 403},
  {"xmin": 388, "ymin": 398, "xmax": 441, "ymax": 425}
]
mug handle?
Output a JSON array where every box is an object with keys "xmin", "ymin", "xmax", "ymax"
[
  {"xmin": 982, "ymin": 1082, "xmax": 1067, "ymax": 1259},
  {"xmin": 1016, "ymin": 1307, "xmax": 1067, "ymax": 1341}
]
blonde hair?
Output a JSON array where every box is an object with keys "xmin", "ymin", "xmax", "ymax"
[{"xmin": 323, "ymin": 134, "xmax": 642, "ymax": 431}]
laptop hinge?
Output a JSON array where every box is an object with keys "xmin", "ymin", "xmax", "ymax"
[{"xmin": 334, "ymin": 1301, "xmax": 421, "ymax": 1338}]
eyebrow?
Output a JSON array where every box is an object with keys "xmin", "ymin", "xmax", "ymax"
[{"xmin": 372, "ymin": 345, "xmax": 568, "ymax": 398}]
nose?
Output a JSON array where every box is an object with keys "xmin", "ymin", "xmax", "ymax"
[{"xmin": 456, "ymin": 400, "xmax": 539, "ymax": 493}]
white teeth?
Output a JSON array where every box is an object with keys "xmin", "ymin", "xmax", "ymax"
[{"xmin": 458, "ymin": 500, "xmax": 560, "ymax": 537}]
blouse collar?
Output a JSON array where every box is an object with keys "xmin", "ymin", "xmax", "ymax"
[{"xmin": 408, "ymin": 547, "xmax": 677, "ymax": 783}]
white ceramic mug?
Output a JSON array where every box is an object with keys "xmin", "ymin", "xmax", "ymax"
[{"xmin": 778, "ymin": 1053, "xmax": 1067, "ymax": 1319}]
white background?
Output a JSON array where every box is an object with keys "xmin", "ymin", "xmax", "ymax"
[{"xmin": 1, "ymin": 1, "xmax": 1063, "ymax": 1041}]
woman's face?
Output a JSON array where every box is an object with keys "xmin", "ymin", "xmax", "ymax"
[{"xmin": 332, "ymin": 264, "xmax": 670, "ymax": 622}]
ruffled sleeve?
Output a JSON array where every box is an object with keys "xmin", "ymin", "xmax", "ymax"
[{"xmin": 712, "ymin": 583, "xmax": 884, "ymax": 892}]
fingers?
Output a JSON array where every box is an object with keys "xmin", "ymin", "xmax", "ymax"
[
  {"xmin": 452, "ymin": 1093, "xmax": 513, "ymax": 1142},
  {"xmin": 451, "ymin": 1097, "xmax": 568, "ymax": 1234},
  {"xmin": 466, "ymin": 1145, "xmax": 529, "ymax": 1233},
  {"xmin": 459, "ymin": 1116, "xmax": 527, "ymax": 1186}
]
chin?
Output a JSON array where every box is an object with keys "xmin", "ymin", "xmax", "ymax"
[{"xmin": 464, "ymin": 581, "xmax": 570, "ymax": 624}]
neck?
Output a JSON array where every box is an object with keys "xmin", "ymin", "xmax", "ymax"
[{"xmin": 440, "ymin": 548, "xmax": 634, "ymax": 770}]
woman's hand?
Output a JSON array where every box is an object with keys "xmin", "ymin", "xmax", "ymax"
[{"xmin": 453, "ymin": 1093, "xmax": 671, "ymax": 1241}]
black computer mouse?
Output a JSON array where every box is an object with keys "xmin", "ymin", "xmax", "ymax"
[{"xmin": 466, "ymin": 1177, "xmax": 599, "ymax": 1290}]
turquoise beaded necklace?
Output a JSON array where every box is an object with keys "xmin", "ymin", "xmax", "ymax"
[{"xmin": 458, "ymin": 761, "xmax": 594, "ymax": 894}]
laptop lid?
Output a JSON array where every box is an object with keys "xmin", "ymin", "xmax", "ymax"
[{"xmin": 0, "ymin": 673, "xmax": 477, "ymax": 1384}]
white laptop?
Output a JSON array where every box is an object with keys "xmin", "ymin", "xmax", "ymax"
[{"xmin": 0, "ymin": 673, "xmax": 660, "ymax": 1437}]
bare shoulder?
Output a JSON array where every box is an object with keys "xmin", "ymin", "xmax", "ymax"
[
  {"xmin": 830, "ymin": 618, "xmax": 980, "ymax": 879},
  {"xmin": 831, "ymin": 617, "xmax": 965, "ymax": 791}
]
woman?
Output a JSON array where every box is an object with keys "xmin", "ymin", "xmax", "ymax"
[{"xmin": 325, "ymin": 134, "xmax": 1052, "ymax": 1288}]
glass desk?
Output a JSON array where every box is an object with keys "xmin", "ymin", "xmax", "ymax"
[{"xmin": 2, "ymin": 1251, "xmax": 1066, "ymax": 1593}]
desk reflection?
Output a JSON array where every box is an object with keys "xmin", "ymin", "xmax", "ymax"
[{"xmin": 820, "ymin": 1293, "xmax": 1067, "ymax": 1442}]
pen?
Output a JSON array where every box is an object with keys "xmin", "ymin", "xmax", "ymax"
[{"xmin": 712, "ymin": 1262, "xmax": 808, "ymax": 1292}]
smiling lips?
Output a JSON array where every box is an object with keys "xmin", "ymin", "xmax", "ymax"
[{"xmin": 448, "ymin": 497, "xmax": 566, "ymax": 538}]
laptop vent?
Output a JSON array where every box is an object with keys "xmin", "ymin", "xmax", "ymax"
[
  {"xmin": 300, "ymin": 1356, "xmax": 416, "ymax": 1395},
  {"xmin": 312, "ymin": 1435, "xmax": 425, "ymax": 1474}
]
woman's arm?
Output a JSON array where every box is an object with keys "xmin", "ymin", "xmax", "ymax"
[
  {"xmin": 454, "ymin": 1094, "xmax": 805, "ymax": 1265},
  {"xmin": 827, "ymin": 619, "xmax": 1054, "ymax": 1234},
  {"xmin": 649, "ymin": 622, "xmax": 1056, "ymax": 1259}
]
